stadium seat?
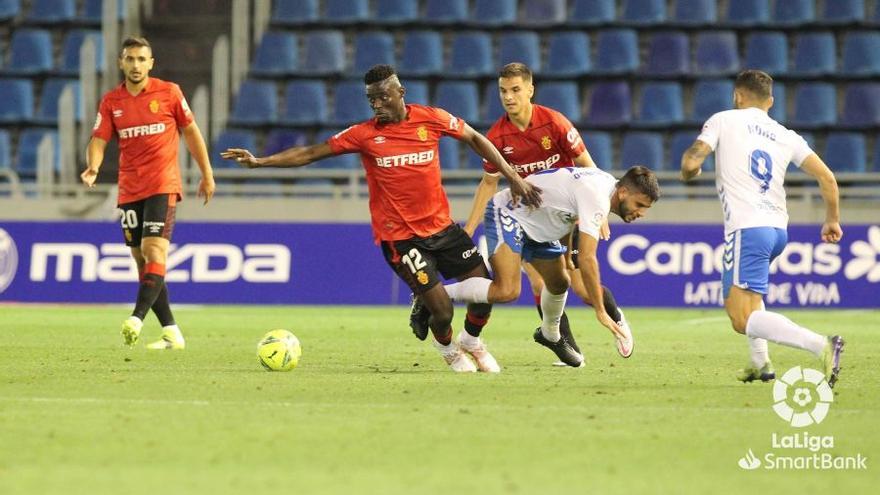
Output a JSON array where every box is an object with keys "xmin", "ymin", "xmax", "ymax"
[
  {"xmin": 820, "ymin": 0, "xmax": 864, "ymax": 24},
  {"xmin": 595, "ymin": 29, "xmax": 639, "ymax": 74},
  {"xmin": 535, "ymin": 82, "xmax": 581, "ymax": 122},
  {"xmin": 569, "ymin": 0, "xmax": 615, "ymax": 26},
  {"xmin": 352, "ymin": 32, "xmax": 396, "ymax": 75},
  {"xmin": 59, "ymin": 29, "xmax": 104, "ymax": 75},
  {"xmin": 271, "ymin": 0, "xmax": 317, "ymax": 24},
  {"xmin": 250, "ymin": 31, "xmax": 298, "ymax": 77},
  {"xmin": 670, "ymin": 131, "xmax": 714, "ymax": 171},
  {"xmin": 374, "ymin": 0, "xmax": 418, "ymax": 24},
  {"xmin": 301, "ymin": 30, "xmax": 345, "ymax": 75},
  {"xmin": 874, "ymin": 140, "xmax": 880, "ymax": 172},
  {"xmin": 482, "ymin": 84, "xmax": 504, "ymax": 123},
  {"xmin": 644, "ymin": 31, "xmax": 689, "ymax": 76},
  {"xmin": 497, "ymin": 32, "xmax": 541, "ymax": 72},
  {"xmin": 840, "ymin": 83, "xmax": 880, "ymax": 127},
  {"xmin": 769, "ymin": 83, "xmax": 786, "ymax": 123},
  {"xmin": 15, "ymin": 128, "xmax": 58, "ymax": 177},
  {"xmin": 404, "ymin": 80, "xmax": 428, "ymax": 105},
  {"xmin": 823, "ymin": 133, "xmax": 867, "ymax": 172},
  {"xmin": 691, "ymin": 79, "xmax": 733, "ymax": 123},
  {"xmin": 791, "ymin": 32, "xmax": 836, "ymax": 76},
  {"xmin": 435, "ymin": 81, "xmax": 479, "ymax": 124},
  {"xmin": 26, "ymin": 0, "xmax": 75, "ymax": 24},
  {"xmin": 424, "ymin": 0, "xmax": 468, "ymax": 24},
  {"xmin": 0, "ymin": 79, "xmax": 34, "ymax": 123},
  {"xmin": 315, "ymin": 129, "xmax": 360, "ymax": 169},
  {"xmin": 0, "ymin": 0, "xmax": 20, "ymax": 21},
  {"xmin": 0, "ymin": 130, "xmax": 11, "ymax": 170},
  {"xmin": 471, "ymin": 0, "xmax": 517, "ymax": 27},
  {"xmin": 230, "ymin": 80, "xmax": 278, "ymax": 125},
  {"xmin": 399, "ymin": 31, "xmax": 443, "ymax": 76},
  {"xmin": 6, "ymin": 29, "xmax": 53, "ymax": 74},
  {"xmin": 332, "ymin": 80, "xmax": 373, "ymax": 125},
  {"xmin": 723, "ymin": 0, "xmax": 769, "ymax": 26},
  {"xmin": 792, "ymin": 83, "xmax": 836, "ymax": 128},
  {"xmin": 587, "ymin": 81, "xmax": 631, "ymax": 126},
  {"xmin": 545, "ymin": 32, "xmax": 591, "ymax": 77},
  {"xmin": 448, "ymin": 32, "xmax": 494, "ymax": 77},
  {"xmin": 582, "ymin": 131, "xmax": 613, "ymax": 170},
  {"xmin": 323, "ymin": 0, "xmax": 368, "ymax": 24},
  {"xmin": 262, "ymin": 129, "xmax": 307, "ymax": 157},
  {"xmin": 636, "ymin": 82, "xmax": 684, "ymax": 126},
  {"xmin": 35, "ymin": 78, "xmax": 81, "ymax": 125},
  {"xmin": 744, "ymin": 32, "xmax": 788, "ymax": 75},
  {"xmin": 81, "ymin": 0, "xmax": 125, "ymax": 23},
  {"xmin": 842, "ymin": 32, "xmax": 880, "ymax": 76},
  {"xmin": 770, "ymin": 0, "xmax": 814, "ymax": 26},
  {"xmin": 621, "ymin": 0, "xmax": 666, "ymax": 24},
  {"xmin": 694, "ymin": 31, "xmax": 739, "ymax": 75},
  {"xmin": 282, "ymin": 80, "xmax": 327, "ymax": 125},
  {"xmin": 671, "ymin": 0, "xmax": 716, "ymax": 25},
  {"xmin": 438, "ymin": 138, "xmax": 461, "ymax": 170},
  {"xmin": 520, "ymin": 0, "xmax": 567, "ymax": 26},
  {"xmin": 215, "ymin": 129, "xmax": 257, "ymax": 169},
  {"xmin": 621, "ymin": 132, "xmax": 664, "ymax": 170}
]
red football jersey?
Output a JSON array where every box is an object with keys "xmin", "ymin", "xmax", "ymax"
[
  {"xmin": 92, "ymin": 78, "xmax": 194, "ymax": 205},
  {"xmin": 483, "ymin": 104, "xmax": 587, "ymax": 177},
  {"xmin": 327, "ymin": 104, "xmax": 466, "ymax": 243}
]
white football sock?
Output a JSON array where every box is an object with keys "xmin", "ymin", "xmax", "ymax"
[
  {"xmin": 745, "ymin": 310, "xmax": 827, "ymax": 357},
  {"xmin": 748, "ymin": 336, "xmax": 769, "ymax": 368},
  {"xmin": 443, "ymin": 277, "xmax": 491, "ymax": 303},
  {"xmin": 459, "ymin": 330, "xmax": 479, "ymax": 347},
  {"xmin": 540, "ymin": 287, "xmax": 567, "ymax": 342}
]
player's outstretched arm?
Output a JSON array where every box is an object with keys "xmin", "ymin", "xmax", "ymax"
[
  {"xmin": 800, "ymin": 153, "xmax": 843, "ymax": 243},
  {"xmin": 573, "ymin": 150, "xmax": 598, "ymax": 169},
  {"xmin": 81, "ymin": 137, "xmax": 107, "ymax": 188},
  {"xmin": 680, "ymin": 140, "xmax": 712, "ymax": 181},
  {"xmin": 181, "ymin": 122, "xmax": 215, "ymax": 205},
  {"xmin": 220, "ymin": 142, "xmax": 335, "ymax": 169},
  {"xmin": 463, "ymin": 173, "xmax": 500, "ymax": 236},
  {"xmin": 459, "ymin": 124, "xmax": 542, "ymax": 208},
  {"xmin": 576, "ymin": 231, "xmax": 624, "ymax": 339}
]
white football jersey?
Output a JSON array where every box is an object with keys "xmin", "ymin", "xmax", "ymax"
[
  {"xmin": 493, "ymin": 167, "xmax": 616, "ymax": 242},
  {"xmin": 698, "ymin": 107, "xmax": 814, "ymax": 235}
]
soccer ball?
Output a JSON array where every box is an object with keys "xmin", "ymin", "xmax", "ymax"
[{"xmin": 257, "ymin": 329, "xmax": 302, "ymax": 372}]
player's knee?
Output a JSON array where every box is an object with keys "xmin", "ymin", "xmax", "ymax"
[
  {"xmin": 494, "ymin": 283, "xmax": 520, "ymax": 303},
  {"xmin": 727, "ymin": 313, "xmax": 748, "ymax": 335},
  {"xmin": 543, "ymin": 278, "xmax": 570, "ymax": 295}
]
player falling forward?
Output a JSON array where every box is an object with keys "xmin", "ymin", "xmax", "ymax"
[
  {"xmin": 221, "ymin": 65, "xmax": 541, "ymax": 373},
  {"xmin": 680, "ymin": 70, "xmax": 845, "ymax": 387},
  {"xmin": 443, "ymin": 166, "xmax": 659, "ymax": 367},
  {"xmin": 81, "ymin": 37, "xmax": 215, "ymax": 350}
]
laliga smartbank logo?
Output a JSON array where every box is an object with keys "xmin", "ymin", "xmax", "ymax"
[
  {"xmin": 737, "ymin": 366, "xmax": 868, "ymax": 471},
  {"xmin": 0, "ymin": 228, "xmax": 18, "ymax": 294}
]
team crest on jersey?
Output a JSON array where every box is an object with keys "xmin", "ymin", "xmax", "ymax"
[
  {"xmin": 417, "ymin": 126, "xmax": 428, "ymax": 141},
  {"xmin": 416, "ymin": 270, "xmax": 429, "ymax": 285},
  {"xmin": 541, "ymin": 136, "xmax": 552, "ymax": 150},
  {"xmin": 149, "ymin": 99, "xmax": 160, "ymax": 114}
]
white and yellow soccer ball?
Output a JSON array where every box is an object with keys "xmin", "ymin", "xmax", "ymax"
[{"xmin": 257, "ymin": 330, "xmax": 302, "ymax": 371}]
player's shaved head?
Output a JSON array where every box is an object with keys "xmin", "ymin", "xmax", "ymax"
[
  {"xmin": 364, "ymin": 65, "xmax": 406, "ymax": 123},
  {"xmin": 120, "ymin": 36, "xmax": 152, "ymax": 57},
  {"xmin": 735, "ymin": 70, "xmax": 773, "ymax": 101},
  {"xmin": 364, "ymin": 64, "xmax": 399, "ymax": 86},
  {"xmin": 499, "ymin": 63, "xmax": 533, "ymax": 83}
]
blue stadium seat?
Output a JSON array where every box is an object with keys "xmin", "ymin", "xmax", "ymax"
[
  {"xmin": 230, "ymin": 81, "xmax": 278, "ymax": 125},
  {"xmin": 6, "ymin": 29, "xmax": 53, "ymax": 74},
  {"xmin": 695, "ymin": 31, "xmax": 739, "ymax": 75},
  {"xmin": 424, "ymin": 0, "xmax": 468, "ymax": 24},
  {"xmin": 535, "ymin": 82, "xmax": 581, "ymax": 122},
  {"xmin": 262, "ymin": 130, "xmax": 307, "ymax": 157},
  {"xmin": 315, "ymin": 129, "xmax": 360, "ymax": 169},
  {"xmin": 404, "ymin": 80, "xmax": 428, "ymax": 105},
  {"xmin": 282, "ymin": 80, "xmax": 327, "ymax": 125},
  {"xmin": 271, "ymin": 0, "xmax": 317, "ymax": 24},
  {"xmin": 435, "ymin": 81, "xmax": 479, "ymax": 124},
  {"xmin": 842, "ymin": 32, "xmax": 880, "ymax": 76},
  {"xmin": 332, "ymin": 80, "xmax": 373, "ymax": 125},
  {"xmin": 35, "ymin": 78, "xmax": 81, "ymax": 125},
  {"xmin": 770, "ymin": 0, "xmax": 814, "ymax": 26},
  {"xmin": 691, "ymin": 79, "xmax": 733, "ymax": 123},
  {"xmin": 251, "ymin": 32, "xmax": 298, "ymax": 77},
  {"xmin": 745, "ymin": 32, "xmax": 788, "ymax": 75},
  {"xmin": 0, "ymin": 130, "xmax": 11, "ymax": 170},
  {"xmin": 823, "ymin": 133, "xmax": 866, "ymax": 172},
  {"xmin": 820, "ymin": 0, "xmax": 864, "ymax": 25},
  {"xmin": 671, "ymin": 0, "xmax": 716, "ymax": 25},
  {"xmin": 792, "ymin": 83, "xmax": 836, "ymax": 128},
  {"xmin": 497, "ymin": 32, "xmax": 541, "ymax": 72},
  {"xmin": 482, "ymin": 84, "xmax": 504, "ymax": 123},
  {"xmin": 448, "ymin": 32, "xmax": 493, "ymax": 77},
  {"xmin": 399, "ymin": 31, "xmax": 442, "ymax": 76},
  {"xmin": 81, "ymin": 0, "xmax": 125, "ymax": 23},
  {"xmin": 791, "ymin": 32, "xmax": 836, "ymax": 76},
  {"xmin": 59, "ymin": 29, "xmax": 104, "ymax": 75},
  {"xmin": 15, "ymin": 128, "xmax": 58, "ymax": 176},
  {"xmin": 874, "ymin": 140, "xmax": 880, "ymax": 172},
  {"xmin": 0, "ymin": 79, "xmax": 34, "ymax": 123},
  {"xmin": 471, "ymin": 0, "xmax": 517, "ymax": 26},
  {"xmin": 375, "ymin": 0, "xmax": 418, "ymax": 24},
  {"xmin": 621, "ymin": 0, "xmax": 666, "ymax": 24},
  {"xmin": 644, "ymin": 31, "xmax": 689, "ymax": 76},
  {"xmin": 621, "ymin": 132, "xmax": 664, "ymax": 170},
  {"xmin": 670, "ymin": 131, "xmax": 714, "ymax": 171},
  {"xmin": 215, "ymin": 129, "xmax": 257, "ymax": 168},
  {"xmin": 723, "ymin": 0, "xmax": 769, "ymax": 26},
  {"xmin": 323, "ymin": 0, "xmax": 368, "ymax": 24},
  {"xmin": 352, "ymin": 32, "xmax": 395, "ymax": 75},
  {"xmin": 637, "ymin": 82, "xmax": 684, "ymax": 126},
  {"xmin": 595, "ymin": 29, "xmax": 639, "ymax": 74},
  {"xmin": 26, "ymin": 0, "xmax": 74, "ymax": 23},
  {"xmin": 301, "ymin": 30, "xmax": 345, "ymax": 75},
  {"xmin": 569, "ymin": 0, "xmax": 615, "ymax": 26},
  {"xmin": 0, "ymin": 0, "xmax": 20, "ymax": 21},
  {"xmin": 520, "ymin": 0, "xmax": 566, "ymax": 26},
  {"xmin": 545, "ymin": 32, "xmax": 591, "ymax": 77},
  {"xmin": 769, "ymin": 83, "xmax": 786, "ymax": 123},
  {"xmin": 582, "ymin": 131, "xmax": 613, "ymax": 170},
  {"xmin": 841, "ymin": 83, "xmax": 880, "ymax": 127},
  {"xmin": 438, "ymin": 138, "xmax": 461, "ymax": 170},
  {"xmin": 587, "ymin": 81, "xmax": 631, "ymax": 126}
]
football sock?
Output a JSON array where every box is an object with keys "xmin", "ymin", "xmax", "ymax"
[
  {"xmin": 443, "ymin": 277, "xmax": 491, "ymax": 303},
  {"xmin": 540, "ymin": 287, "xmax": 567, "ymax": 342},
  {"xmin": 463, "ymin": 308, "xmax": 490, "ymax": 337},
  {"xmin": 745, "ymin": 310, "xmax": 827, "ymax": 357},
  {"xmin": 151, "ymin": 285, "xmax": 176, "ymax": 327},
  {"xmin": 602, "ymin": 286, "xmax": 622, "ymax": 322},
  {"xmin": 133, "ymin": 263, "xmax": 166, "ymax": 321},
  {"xmin": 536, "ymin": 299, "xmax": 573, "ymax": 340},
  {"xmin": 433, "ymin": 326, "xmax": 453, "ymax": 346},
  {"xmin": 748, "ymin": 336, "xmax": 770, "ymax": 368}
]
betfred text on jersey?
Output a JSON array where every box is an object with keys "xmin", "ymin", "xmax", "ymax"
[
  {"xmin": 374, "ymin": 150, "xmax": 434, "ymax": 168},
  {"xmin": 118, "ymin": 123, "xmax": 167, "ymax": 139},
  {"xmin": 513, "ymin": 153, "xmax": 560, "ymax": 175}
]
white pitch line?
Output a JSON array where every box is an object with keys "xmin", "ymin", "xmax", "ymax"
[{"xmin": 679, "ymin": 316, "xmax": 730, "ymax": 326}]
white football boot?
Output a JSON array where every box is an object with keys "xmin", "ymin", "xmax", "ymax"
[
  {"xmin": 146, "ymin": 325, "xmax": 186, "ymax": 350},
  {"xmin": 458, "ymin": 332, "xmax": 501, "ymax": 373},
  {"xmin": 121, "ymin": 316, "xmax": 143, "ymax": 347},
  {"xmin": 432, "ymin": 337, "xmax": 477, "ymax": 372},
  {"xmin": 615, "ymin": 309, "xmax": 634, "ymax": 358}
]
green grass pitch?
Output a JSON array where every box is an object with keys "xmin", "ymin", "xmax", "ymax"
[{"xmin": 0, "ymin": 305, "xmax": 876, "ymax": 494}]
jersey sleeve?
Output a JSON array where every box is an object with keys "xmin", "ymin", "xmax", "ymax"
[
  {"xmin": 170, "ymin": 84, "xmax": 195, "ymax": 129},
  {"xmin": 91, "ymin": 97, "xmax": 115, "ymax": 141},
  {"xmin": 696, "ymin": 113, "xmax": 722, "ymax": 151},
  {"xmin": 429, "ymin": 106, "xmax": 467, "ymax": 140},
  {"xmin": 576, "ymin": 189, "xmax": 608, "ymax": 241},
  {"xmin": 551, "ymin": 112, "xmax": 587, "ymax": 160},
  {"xmin": 789, "ymin": 131, "xmax": 814, "ymax": 167},
  {"xmin": 326, "ymin": 124, "xmax": 364, "ymax": 154}
]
